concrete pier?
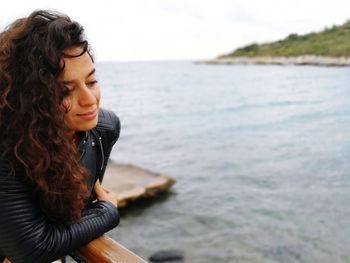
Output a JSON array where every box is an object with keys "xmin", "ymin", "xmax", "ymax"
[{"xmin": 102, "ymin": 162, "xmax": 176, "ymax": 208}]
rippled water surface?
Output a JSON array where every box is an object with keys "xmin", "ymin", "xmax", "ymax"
[{"xmin": 96, "ymin": 61, "xmax": 350, "ymax": 263}]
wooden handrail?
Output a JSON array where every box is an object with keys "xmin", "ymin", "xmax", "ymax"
[
  {"xmin": 2, "ymin": 236, "xmax": 147, "ymax": 263},
  {"xmin": 77, "ymin": 235, "xmax": 147, "ymax": 263}
]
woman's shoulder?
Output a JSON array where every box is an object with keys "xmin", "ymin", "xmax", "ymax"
[
  {"xmin": 0, "ymin": 162, "xmax": 22, "ymax": 178},
  {"xmin": 94, "ymin": 108, "xmax": 121, "ymax": 143},
  {"xmin": 0, "ymin": 163, "xmax": 32, "ymax": 191},
  {"xmin": 96, "ymin": 108, "xmax": 120, "ymax": 130}
]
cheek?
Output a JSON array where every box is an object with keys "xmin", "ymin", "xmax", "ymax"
[{"xmin": 94, "ymin": 86, "xmax": 101, "ymax": 105}]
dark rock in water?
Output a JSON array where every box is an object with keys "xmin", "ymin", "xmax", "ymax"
[
  {"xmin": 263, "ymin": 244, "xmax": 303, "ymax": 263},
  {"xmin": 149, "ymin": 249, "xmax": 184, "ymax": 262}
]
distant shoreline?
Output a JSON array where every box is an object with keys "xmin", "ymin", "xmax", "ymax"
[{"xmin": 196, "ymin": 55, "xmax": 350, "ymax": 67}]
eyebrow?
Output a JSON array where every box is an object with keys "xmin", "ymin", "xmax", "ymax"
[{"xmin": 62, "ymin": 68, "xmax": 96, "ymax": 85}]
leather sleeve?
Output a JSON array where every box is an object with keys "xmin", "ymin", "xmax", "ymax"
[{"xmin": 0, "ymin": 171, "xmax": 119, "ymax": 263}]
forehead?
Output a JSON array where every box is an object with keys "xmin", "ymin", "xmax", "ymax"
[{"xmin": 59, "ymin": 48, "xmax": 94, "ymax": 81}]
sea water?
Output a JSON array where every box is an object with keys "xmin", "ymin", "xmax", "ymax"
[{"xmin": 96, "ymin": 61, "xmax": 350, "ymax": 263}]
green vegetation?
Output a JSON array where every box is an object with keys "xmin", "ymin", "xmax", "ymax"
[{"xmin": 220, "ymin": 20, "xmax": 350, "ymax": 58}]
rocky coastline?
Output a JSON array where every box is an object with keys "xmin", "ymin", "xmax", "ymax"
[{"xmin": 197, "ymin": 55, "xmax": 350, "ymax": 66}]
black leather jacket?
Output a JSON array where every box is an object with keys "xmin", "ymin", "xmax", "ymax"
[{"xmin": 0, "ymin": 108, "xmax": 121, "ymax": 263}]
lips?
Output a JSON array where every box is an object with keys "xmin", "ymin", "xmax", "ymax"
[{"xmin": 76, "ymin": 109, "xmax": 97, "ymax": 120}]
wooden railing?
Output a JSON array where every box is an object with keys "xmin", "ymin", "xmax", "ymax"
[
  {"xmin": 77, "ymin": 235, "xmax": 147, "ymax": 263},
  {"xmin": 2, "ymin": 236, "xmax": 147, "ymax": 263}
]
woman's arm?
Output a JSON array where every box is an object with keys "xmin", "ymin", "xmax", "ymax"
[{"xmin": 0, "ymin": 172, "xmax": 119, "ymax": 263}]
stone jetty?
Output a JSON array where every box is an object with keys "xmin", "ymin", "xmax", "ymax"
[{"xmin": 102, "ymin": 162, "xmax": 176, "ymax": 208}]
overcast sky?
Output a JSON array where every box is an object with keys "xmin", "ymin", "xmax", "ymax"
[{"xmin": 1, "ymin": 0, "xmax": 350, "ymax": 61}]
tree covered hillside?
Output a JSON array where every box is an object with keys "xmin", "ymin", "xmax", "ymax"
[{"xmin": 220, "ymin": 21, "xmax": 350, "ymax": 58}]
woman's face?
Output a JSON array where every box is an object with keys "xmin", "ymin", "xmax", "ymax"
[{"xmin": 59, "ymin": 47, "xmax": 100, "ymax": 132}]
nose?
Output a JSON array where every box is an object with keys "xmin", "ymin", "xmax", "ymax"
[{"xmin": 78, "ymin": 84, "xmax": 97, "ymax": 107}]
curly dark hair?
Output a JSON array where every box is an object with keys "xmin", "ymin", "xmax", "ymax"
[{"xmin": 0, "ymin": 10, "xmax": 92, "ymax": 223}]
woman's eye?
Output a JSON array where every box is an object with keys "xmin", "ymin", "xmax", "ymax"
[
  {"xmin": 63, "ymin": 86, "xmax": 74, "ymax": 97},
  {"xmin": 87, "ymin": 80, "xmax": 98, "ymax": 88}
]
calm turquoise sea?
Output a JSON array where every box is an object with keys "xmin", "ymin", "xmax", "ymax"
[{"xmin": 96, "ymin": 61, "xmax": 350, "ymax": 263}]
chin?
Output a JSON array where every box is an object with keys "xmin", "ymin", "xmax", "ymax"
[
  {"xmin": 72, "ymin": 119, "xmax": 98, "ymax": 132},
  {"xmin": 82, "ymin": 120, "xmax": 98, "ymax": 131}
]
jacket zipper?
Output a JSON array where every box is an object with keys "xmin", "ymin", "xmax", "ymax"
[{"xmin": 98, "ymin": 136, "xmax": 104, "ymax": 171}]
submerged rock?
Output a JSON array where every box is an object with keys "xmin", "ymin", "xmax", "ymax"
[
  {"xmin": 263, "ymin": 244, "xmax": 303, "ymax": 263},
  {"xmin": 149, "ymin": 249, "xmax": 184, "ymax": 262}
]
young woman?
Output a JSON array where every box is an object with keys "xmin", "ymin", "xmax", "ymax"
[{"xmin": 0, "ymin": 10, "xmax": 120, "ymax": 262}]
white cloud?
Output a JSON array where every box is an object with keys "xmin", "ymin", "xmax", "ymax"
[{"xmin": 0, "ymin": 0, "xmax": 350, "ymax": 61}]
